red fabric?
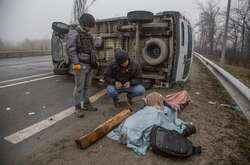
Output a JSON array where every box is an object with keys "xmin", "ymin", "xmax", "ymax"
[
  {"xmin": 165, "ymin": 90, "xmax": 191, "ymax": 112},
  {"xmin": 144, "ymin": 90, "xmax": 191, "ymax": 112}
]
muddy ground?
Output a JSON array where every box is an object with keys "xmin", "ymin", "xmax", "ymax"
[{"xmin": 27, "ymin": 58, "xmax": 250, "ymax": 165}]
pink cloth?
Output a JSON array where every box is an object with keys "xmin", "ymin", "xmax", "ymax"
[
  {"xmin": 144, "ymin": 92, "xmax": 165, "ymax": 111},
  {"xmin": 165, "ymin": 90, "xmax": 191, "ymax": 111},
  {"xmin": 144, "ymin": 90, "xmax": 191, "ymax": 112}
]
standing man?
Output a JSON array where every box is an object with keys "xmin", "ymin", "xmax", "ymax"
[
  {"xmin": 67, "ymin": 13, "xmax": 97, "ymax": 118},
  {"xmin": 104, "ymin": 49, "xmax": 145, "ymax": 107}
]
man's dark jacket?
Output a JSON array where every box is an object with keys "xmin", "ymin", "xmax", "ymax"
[{"xmin": 104, "ymin": 59, "xmax": 142, "ymax": 86}]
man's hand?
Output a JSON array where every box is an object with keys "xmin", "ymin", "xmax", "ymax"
[
  {"xmin": 115, "ymin": 81, "xmax": 123, "ymax": 89},
  {"xmin": 124, "ymin": 81, "xmax": 130, "ymax": 88},
  {"xmin": 73, "ymin": 64, "xmax": 81, "ymax": 71}
]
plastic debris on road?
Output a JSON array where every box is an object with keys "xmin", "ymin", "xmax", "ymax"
[
  {"xmin": 195, "ymin": 92, "xmax": 200, "ymax": 95},
  {"xmin": 6, "ymin": 107, "xmax": 11, "ymax": 111},
  {"xmin": 208, "ymin": 101, "xmax": 217, "ymax": 105},
  {"xmin": 220, "ymin": 104, "xmax": 241, "ymax": 112},
  {"xmin": 28, "ymin": 112, "xmax": 35, "ymax": 115},
  {"xmin": 25, "ymin": 91, "xmax": 31, "ymax": 95}
]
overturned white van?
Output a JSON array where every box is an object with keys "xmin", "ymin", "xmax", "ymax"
[{"xmin": 51, "ymin": 10, "xmax": 193, "ymax": 88}]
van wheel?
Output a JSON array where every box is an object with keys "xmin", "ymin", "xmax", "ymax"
[
  {"xmin": 51, "ymin": 32, "xmax": 64, "ymax": 63},
  {"xmin": 127, "ymin": 11, "xmax": 154, "ymax": 23},
  {"xmin": 142, "ymin": 38, "xmax": 168, "ymax": 65},
  {"xmin": 53, "ymin": 62, "xmax": 69, "ymax": 75},
  {"xmin": 53, "ymin": 68, "xmax": 68, "ymax": 75},
  {"xmin": 52, "ymin": 22, "xmax": 69, "ymax": 34}
]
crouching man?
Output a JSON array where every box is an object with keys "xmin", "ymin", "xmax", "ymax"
[{"xmin": 104, "ymin": 49, "xmax": 145, "ymax": 107}]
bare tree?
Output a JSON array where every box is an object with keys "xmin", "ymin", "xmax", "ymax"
[
  {"xmin": 71, "ymin": 0, "xmax": 98, "ymax": 24},
  {"xmin": 230, "ymin": 0, "xmax": 250, "ymax": 56},
  {"xmin": 220, "ymin": 0, "xmax": 231, "ymax": 65},
  {"xmin": 228, "ymin": 18, "xmax": 240, "ymax": 55},
  {"xmin": 72, "ymin": 0, "xmax": 87, "ymax": 24},
  {"xmin": 196, "ymin": 0, "xmax": 221, "ymax": 55},
  {"xmin": 0, "ymin": 38, "xmax": 5, "ymax": 50}
]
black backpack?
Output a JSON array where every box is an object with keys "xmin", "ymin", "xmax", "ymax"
[{"xmin": 150, "ymin": 126, "xmax": 201, "ymax": 158}]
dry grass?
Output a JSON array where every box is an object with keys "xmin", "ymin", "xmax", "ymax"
[{"xmin": 223, "ymin": 64, "xmax": 250, "ymax": 88}]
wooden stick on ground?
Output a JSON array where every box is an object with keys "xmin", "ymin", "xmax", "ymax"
[{"xmin": 75, "ymin": 108, "xmax": 132, "ymax": 149}]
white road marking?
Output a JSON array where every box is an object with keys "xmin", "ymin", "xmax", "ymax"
[
  {"xmin": 4, "ymin": 89, "xmax": 107, "ymax": 144},
  {"xmin": 7, "ymin": 61, "xmax": 51, "ymax": 68},
  {"xmin": 0, "ymin": 72, "xmax": 53, "ymax": 84},
  {"xmin": 0, "ymin": 75, "xmax": 57, "ymax": 89}
]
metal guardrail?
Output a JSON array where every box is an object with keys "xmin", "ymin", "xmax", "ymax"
[
  {"xmin": 0, "ymin": 50, "xmax": 51, "ymax": 58},
  {"xmin": 194, "ymin": 52, "xmax": 250, "ymax": 121}
]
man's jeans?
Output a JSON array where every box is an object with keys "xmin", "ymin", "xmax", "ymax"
[
  {"xmin": 73, "ymin": 63, "xmax": 92, "ymax": 106},
  {"xmin": 107, "ymin": 84, "xmax": 145, "ymax": 100}
]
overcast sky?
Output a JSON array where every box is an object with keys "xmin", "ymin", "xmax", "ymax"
[{"xmin": 0, "ymin": 0, "xmax": 229, "ymax": 43}]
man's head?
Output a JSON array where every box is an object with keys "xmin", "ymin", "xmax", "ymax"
[
  {"xmin": 78, "ymin": 13, "xmax": 95, "ymax": 30},
  {"xmin": 115, "ymin": 49, "xmax": 129, "ymax": 67}
]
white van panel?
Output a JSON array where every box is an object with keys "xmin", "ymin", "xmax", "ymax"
[{"xmin": 176, "ymin": 19, "xmax": 188, "ymax": 82}]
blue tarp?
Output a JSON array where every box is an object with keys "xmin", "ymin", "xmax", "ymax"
[{"xmin": 107, "ymin": 106, "xmax": 187, "ymax": 155}]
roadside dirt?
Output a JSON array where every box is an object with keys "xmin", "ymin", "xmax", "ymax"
[{"xmin": 27, "ymin": 58, "xmax": 250, "ymax": 165}]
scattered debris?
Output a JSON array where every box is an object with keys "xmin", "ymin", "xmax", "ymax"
[
  {"xmin": 28, "ymin": 112, "xmax": 35, "ymax": 115},
  {"xmin": 220, "ymin": 104, "xmax": 241, "ymax": 112},
  {"xmin": 6, "ymin": 107, "xmax": 11, "ymax": 111},
  {"xmin": 99, "ymin": 79, "xmax": 105, "ymax": 83},
  {"xmin": 49, "ymin": 117, "xmax": 54, "ymax": 121},
  {"xmin": 208, "ymin": 101, "xmax": 216, "ymax": 105},
  {"xmin": 42, "ymin": 106, "xmax": 46, "ymax": 109},
  {"xmin": 25, "ymin": 91, "xmax": 31, "ymax": 95},
  {"xmin": 195, "ymin": 92, "xmax": 200, "ymax": 95}
]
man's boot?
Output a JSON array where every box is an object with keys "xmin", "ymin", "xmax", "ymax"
[
  {"xmin": 126, "ymin": 94, "xmax": 133, "ymax": 106},
  {"xmin": 83, "ymin": 100, "xmax": 98, "ymax": 111},
  {"xmin": 113, "ymin": 98, "xmax": 119, "ymax": 107},
  {"xmin": 181, "ymin": 124, "xmax": 196, "ymax": 137},
  {"xmin": 75, "ymin": 104, "xmax": 85, "ymax": 118}
]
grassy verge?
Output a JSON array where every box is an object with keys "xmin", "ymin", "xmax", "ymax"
[{"xmin": 223, "ymin": 64, "xmax": 250, "ymax": 88}]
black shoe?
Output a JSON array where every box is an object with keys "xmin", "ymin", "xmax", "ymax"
[
  {"xmin": 113, "ymin": 98, "xmax": 119, "ymax": 108},
  {"xmin": 181, "ymin": 124, "xmax": 196, "ymax": 137},
  {"xmin": 126, "ymin": 95, "xmax": 133, "ymax": 106},
  {"xmin": 83, "ymin": 101, "xmax": 98, "ymax": 111},
  {"xmin": 75, "ymin": 104, "xmax": 85, "ymax": 118}
]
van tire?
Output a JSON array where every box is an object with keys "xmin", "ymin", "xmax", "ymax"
[
  {"xmin": 127, "ymin": 11, "xmax": 154, "ymax": 23},
  {"xmin": 53, "ymin": 62, "xmax": 69, "ymax": 75},
  {"xmin": 53, "ymin": 68, "xmax": 68, "ymax": 75},
  {"xmin": 143, "ymin": 38, "xmax": 168, "ymax": 65},
  {"xmin": 52, "ymin": 22, "xmax": 69, "ymax": 34}
]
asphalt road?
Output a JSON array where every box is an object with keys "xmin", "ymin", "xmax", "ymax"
[
  {"xmin": 1, "ymin": 56, "xmax": 249, "ymax": 165},
  {"xmin": 0, "ymin": 56, "xmax": 102, "ymax": 165}
]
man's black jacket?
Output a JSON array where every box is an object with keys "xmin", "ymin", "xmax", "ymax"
[{"xmin": 104, "ymin": 59, "xmax": 142, "ymax": 86}]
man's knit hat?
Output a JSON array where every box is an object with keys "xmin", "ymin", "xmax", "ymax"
[{"xmin": 115, "ymin": 49, "xmax": 129, "ymax": 65}]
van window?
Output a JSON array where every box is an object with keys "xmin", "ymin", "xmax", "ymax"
[
  {"xmin": 187, "ymin": 26, "xmax": 192, "ymax": 58},
  {"xmin": 181, "ymin": 22, "xmax": 185, "ymax": 46}
]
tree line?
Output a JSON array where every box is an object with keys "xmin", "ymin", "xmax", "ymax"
[
  {"xmin": 195, "ymin": 0, "xmax": 250, "ymax": 68},
  {"xmin": 0, "ymin": 38, "xmax": 51, "ymax": 51}
]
